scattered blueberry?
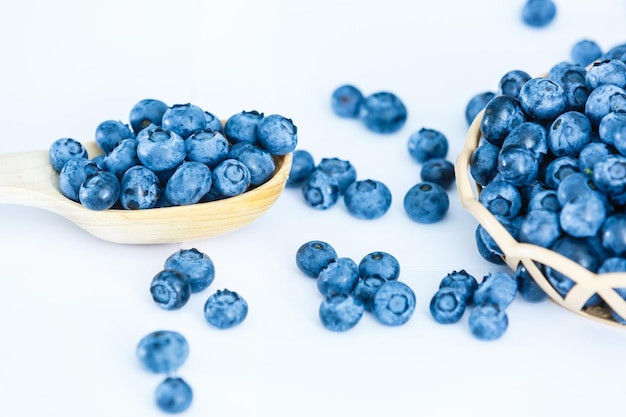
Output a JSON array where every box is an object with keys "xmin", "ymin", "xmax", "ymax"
[
  {"xmin": 301, "ymin": 169, "xmax": 341, "ymax": 210},
  {"xmin": 358, "ymin": 251, "xmax": 400, "ymax": 281},
  {"xmin": 372, "ymin": 280, "xmax": 416, "ymax": 326},
  {"xmin": 136, "ymin": 330, "xmax": 189, "ymax": 374},
  {"xmin": 351, "ymin": 276, "xmax": 386, "ymax": 312},
  {"xmin": 286, "ymin": 149, "xmax": 315, "ymax": 188},
  {"xmin": 316, "ymin": 257, "xmax": 360, "ymax": 297},
  {"xmin": 420, "ymin": 158, "xmax": 455, "ymax": 190},
  {"xmin": 203, "ymin": 289, "xmax": 248, "ymax": 329},
  {"xmin": 439, "ymin": 270, "xmax": 479, "ymax": 305},
  {"xmin": 331, "ymin": 84, "xmax": 364, "ymax": 118},
  {"xmin": 430, "ymin": 287, "xmax": 467, "ymax": 324},
  {"xmin": 316, "ymin": 157, "xmax": 357, "ymax": 195},
  {"xmin": 521, "ymin": 0, "xmax": 556, "ymax": 28},
  {"xmin": 319, "ymin": 294, "xmax": 364, "ymax": 331},
  {"xmin": 164, "ymin": 248, "xmax": 215, "ymax": 293},
  {"xmin": 473, "ymin": 271, "xmax": 518, "ymax": 309},
  {"xmin": 295, "ymin": 240, "xmax": 338, "ymax": 278},
  {"xmin": 359, "ymin": 91, "xmax": 407, "ymax": 134},
  {"xmin": 150, "ymin": 269, "xmax": 192, "ymax": 310},
  {"xmin": 343, "ymin": 179, "xmax": 392, "ymax": 219},
  {"xmin": 468, "ymin": 303, "xmax": 508, "ymax": 341},
  {"xmin": 407, "ymin": 128, "xmax": 449, "ymax": 163},
  {"xmin": 155, "ymin": 377, "xmax": 193, "ymax": 414}
]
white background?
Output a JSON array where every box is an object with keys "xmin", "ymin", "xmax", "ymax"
[{"xmin": 1, "ymin": 1, "xmax": 626, "ymax": 416}]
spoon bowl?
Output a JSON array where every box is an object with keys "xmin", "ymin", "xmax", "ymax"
[{"xmin": 0, "ymin": 141, "xmax": 292, "ymax": 244}]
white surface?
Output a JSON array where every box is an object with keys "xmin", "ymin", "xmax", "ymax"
[{"xmin": 1, "ymin": 1, "xmax": 626, "ymax": 416}]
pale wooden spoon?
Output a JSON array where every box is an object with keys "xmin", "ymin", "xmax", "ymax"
[{"xmin": 0, "ymin": 141, "xmax": 292, "ymax": 244}]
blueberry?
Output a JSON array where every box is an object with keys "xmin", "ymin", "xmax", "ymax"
[
  {"xmin": 592, "ymin": 154, "xmax": 626, "ymax": 196},
  {"xmin": 204, "ymin": 110, "xmax": 224, "ymax": 133},
  {"xmin": 465, "ymin": 91, "xmax": 497, "ymax": 125},
  {"xmin": 137, "ymin": 128, "xmax": 187, "ymax": 172},
  {"xmin": 343, "ymin": 179, "xmax": 392, "ymax": 219},
  {"xmin": 468, "ymin": 303, "xmax": 508, "ymax": 341},
  {"xmin": 161, "ymin": 103, "xmax": 207, "ymax": 139},
  {"xmin": 407, "ymin": 128, "xmax": 449, "ymax": 163},
  {"xmin": 301, "ymin": 169, "xmax": 341, "ymax": 209},
  {"xmin": 429, "ymin": 287, "xmax": 467, "ymax": 324},
  {"xmin": 498, "ymin": 69, "xmax": 532, "ymax": 98},
  {"xmin": 358, "ymin": 251, "xmax": 400, "ymax": 281},
  {"xmin": 420, "ymin": 158, "xmax": 455, "ymax": 190},
  {"xmin": 227, "ymin": 142, "xmax": 275, "ymax": 186},
  {"xmin": 211, "ymin": 158, "xmax": 251, "ymax": 197},
  {"xmin": 164, "ymin": 248, "xmax": 215, "ymax": 293},
  {"xmin": 480, "ymin": 95, "xmax": 527, "ymax": 147},
  {"xmin": 102, "ymin": 138, "xmax": 140, "ymax": 179},
  {"xmin": 78, "ymin": 170, "xmax": 121, "ymax": 210},
  {"xmin": 474, "ymin": 224, "xmax": 506, "ymax": 265},
  {"xmin": 351, "ymin": 276, "xmax": 386, "ymax": 312},
  {"xmin": 521, "ymin": 0, "xmax": 556, "ymax": 28},
  {"xmin": 578, "ymin": 142, "xmax": 611, "ymax": 173},
  {"xmin": 599, "ymin": 112, "xmax": 626, "ymax": 153},
  {"xmin": 497, "ymin": 145, "xmax": 539, "ymax": 186},
  {"xmin": 571, "ymin": 39, "xmax": 603, "ymax": 67},
  {"xmin": 586, "ymin": 59, "xmax": 626, "ymax": 90},
  {"xmin": 49, "ymin": 138, "xmax": 89, "ymax": 172},
  {"xmin": 224, "ymin": 110, "xmax": 264, "ymax": 144},
  {"xmin": 502, "ymin": 122, "xmax": 548, "ymax": 161},
  {"xmin": 469, "ymin": 140, "xmax": 500, "ymax": 186},
  {"xmin": 372, "ymin": 280, "xmax": 416, "ymax": 326},
  {"xmin": 295, "ymin": 240, "xmax": 338, "ymax": 278},
  {"xmin": 331, "ymin": 84, "xmax": 364, "ymax": 118},
  {"xmin": 600, "ymin": 213, "xmax": 626, "ymax": 256},
  {"xmin": 136, "ymin": 330, "xmax": 189, "ymax": 374},
  {"xmin": 316, "ymin": 157, "xmax": 357, "ymax": 194},
  {"xmin": 58, "ymin": 157, "xmax": 100, "ymax": 202},
  {"xmin": 94, "ymin": 120, "xmax": 134, "ymax": 154},
  {"xmin": 256, "ymin": 114, "xmax": 298, "ymax": 155},
  {"xmin": 548, "ymin": 111, "xmax": 592, "ymax": 157},
  {"xmin": 286, "ymin": 149, "xmax": 315, "ymax": 188},
  {"xmin": 150, "ymin": 269, "xmax": 191, "ymax": 310},
  {"xmin": 319, "ymin": 294, "xmax": 364, "ymax": 331},
  {"xmin": 548, "ymin": 61, "xmax": 587, "ymax": 86},
  {"xmin": 603, "ymin": 42, "xmax": 626, "ymax": 62},
  {"xmin": 120, "ymin": 165, "xmax": 160, "ymax": 210},
  {"xmin": 544, "ymin": 156, "xmax": 580, "ymax": 190},
  {"xmin": 556, "ymin": 172, "xmax": 600, "ymax": 206},
  {"xmin": 478, "ymin": 180, "xmax": 522, "ymax": 219},
  {"xmin": 584, "ymin": 83, "xmax": 626, "ymax": 126},
  {"xmin": 316, "ymin": 257, "xmax": 360, "ymax": 297},
  {"xmin": 359, "ymin": 91, "xmax": 407, "ymax": 134},
  {"xmin": 165, "ymin": 161, "xmax": 212, "ymax": 206},
  {"xmin": 203, "ymin": 289, "xmax": 248, "ymax": 329},
  {"xmin": 518, "ymin": 209, "xmax": 561, "ymax": 247},
  {"xmin": 185, "ymin": 129, "xmax": 229, "ymax": 168},
  {"xmin": 439, "ymin": 269, "xmax": 479, "ymax": 304},
  {"xmin": 519, "ymin": 78, "xmax": 567, "ymax": 121},
  {"xmin": 473, "ymin": 271, "xmax": 518, "ymax": 309},
  {"xmin": 129, "ymin": 98, "xmax": 168, "ymax": 134},
  {"xmin": 559, "ymin": 193, "xmax": 607, "ymax": 238},
  {"xmin": 403, "ymin": 182, "xmax": 449, "ymax": 224},
  {"xmin": 515, "ymin": 264, "xmax": 548, "ymax": 303},
  {"xmin": 155, "ymin": 377, "xmax": 193, "ymax": 414},
  {"xmin": 561, "ymin": 80, "xmax": 591, "ymax": 113}
]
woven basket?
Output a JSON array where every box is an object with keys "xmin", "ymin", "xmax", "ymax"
[{"xmin": 455, "ymin": 110, "xmax": 626, "ymax": 327}]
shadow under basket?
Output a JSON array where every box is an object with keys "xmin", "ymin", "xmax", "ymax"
[{"xmin": 455, "ymin": 110, "xmax": 626, "ymax": 328}]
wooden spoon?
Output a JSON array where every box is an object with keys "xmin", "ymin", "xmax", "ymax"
[{"xmin": 0, "ymin": 141, "xmax": 292, "ymax": 244}]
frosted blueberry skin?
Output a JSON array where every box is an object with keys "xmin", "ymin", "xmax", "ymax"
[
  {"xmin": 600, "ymin": 213, "xmax": 626, "ymax": 256},
  {"xmin": 518, "ymin": 209, "xmax": 561, "ymax": 248},
  {"xmin": 407, "ymin": 128, "xmax": 449, "ymax": 163},
  {"xmin": 351, "ymin": 276, "xmax": 386, "ymax": 312},
  {"xmin": 430, "ymin": 287, "xmax": 466, "ymax": 324},
  {"xmin": 224, "ymin": 110, "xmax": 264, "ymax": 145},
  {"xmin": 497, "ymin": 145, "xmax": 539, "ymax": 187},
  {"xmin": 316, "ymin": 257, "xmax": 360, "ymax": 298},
  {"xmin": 465, "ymin": 91, "xmax": 496, "ymax": 125},
  {"xmin": 521, "ymin": 0, "xmax": 556, "ymax": 28},
  {"xmin": 343, "ymin": 179, "xmax": 392, "ymax": 220},
  {"xmin": 165, "ymin": 161, "xmax": 212, "ymax": 206},
  {"xmin": 515, "ymin": 264, "xmax": 548, "ymax": 303},
  {"xmin": 599, "ymin": 112, "xmax": 626, "ymax": 152},
  {"xmin": 49, "ymin": 137, "xmax": 89, "ymax": 172},
  {"xmin": 296, "ymin": 240, "xmax": 338, "ymax": 278},
  {"xmin": 319, "ymin": 294, "xmax": 364, "ymax": 332},
  {"xmin": 137, "ymin": 330, "xmax": 189, "ymax": 374},
  {"xmin": 120, "ymin": 165, "xmax": 160, "ymax": 210},
  {"xmin": 359, "ymin": 91, "xmax": 407, "ymax": 134},
  {"xmin": 498, "ymin": 69, "xmax": 532, "ymax": 98},
  {"xmin": 58, "ymin": 157, "xmax": 100, "ymax": 202},
  {"xmin": 519, "ymin": 78, "xmax": 567, "ymax": 122},
  {"xmin": 578, "ymin": 142, "xmax": 611, "ymax": 173},
  {"xmin": 547, "ymin": 111, "xmax": 592, "ymax": 158},
  {"xmin": 150, "ymin": 269, "xmax": 191, "ymax": 310},
  {"xmin": 286, "ymin": 149, "xmax": 315, "ymax": 188},
  {"xmin": 95, "ymin": 120, "xmax": 135, "ymax": 154},
  {"xmin": 358, "ymin": 251, "xmax": 400, "ymax": 281},
  {"xmin": 469, "ymin": 141, "xmax": 500, "ymax": 187},
  {"xmin": 571, "ymin": 39, "xmax": 603, "ymax": 67},
  {"xmin": 585, "ymin": 84, "xmax": 626, "ymax": 126},
  {"xmin": 439, "ymin": 270, "xmax": 479, "ymax": 305},
  {"xmin": 78, "ymin": 170, "xmax": 121, "ymax": 211},
  {"xmin": 586, "ymin": 59, "xmax": 626, "ymax": 90},
  {"xmin": 475, "ymin": 224, "xmax": 506, "ymax": 265},
  {"xmin": 473, "ymin": 271, "xmax": 518, "ymax": 309},
  {"xmin": 185, "ymin": 129, "xmax": 229, "ymax": 168},
  {"xmin": 544, "ymin": 156, "xmax": 579, "ymax": 190},
  {"xmin": 137, "ymin": 128, "xmax": 187, "ymax": 172},
  {"xmin": 256, "ymin": 114, "xmax": 298, "ymax": 156},
  {"xmin": 592, "ymin": 154, "xmax": 626, "ymax": 196},
  {"xmin": 502, "ymin": 122, "xmax": 548, "ymax": 161},
  {"xmin": 420, "ymin": 158, "xmax": 455, "ymax": 190},
  {"xmin": 548, "ymin": 61, "xmax": 587, "ymax": 86},
  {"xmin": 480, "ymin": 95, "xmax": 526, "ymax": 147},
  {"xmin": 478, "ymin": 180, "xmax": 522, "ymax": 219},
  {"xmin": 204, "ymin": 111, "xmax": 224, "ymax": 133},
  {"xmin": 164, "ymin": 248, "xmax": 215, "ymax": 293},
  {"xmin": 528, "ymin": 189, "xmax": 560, "ymax": 212},
  {"xmin": 559, "ymin": 193, "xmax": 607, "ymax": 238},
  {"xmin": 155, "ymin": 377, "xmax": 193, "ymax": 414},
  {"xmin": 403, "ymin": 182, "xmax": 449, "ymax": 224},
  {"xmin": 203, "ymin": 289, "xmax": 248, "ymax": 329},
  {"xmin": 317, "ymin": 157, "xmax": 357, "ymax": 195},
  {"xmin": 102, "ymin": 138, "xmax": 140, "ymax": 179},
  {"xmin": 227, "ymin": 142, "xmax": 275, "ymax": 186},
  {"xmin": 373, "ymin": 281, "xmax": 416, "ymax": 326},
  {"xmin": 211, "ymin": 159, "xmax": 251, "ymax": 197},
  {"xmin": 161, "ymin": 103, "xmax": 207, "ymax": 139},
  {"xmin": 468, "ymin": 303, "xmax": 508, "ymax": 341},
  {"xmin": 302, "ymin": 169, "xmax": 341, "ymax": 209},
  {"xmin": 129, "ymin": 98, "xmax": 168, "ymax": 135},
  {"xmin": 331, "ymin": 84, "xmax": 364, "ymax": 118}
]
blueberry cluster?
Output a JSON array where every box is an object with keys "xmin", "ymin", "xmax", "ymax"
[
  {"xmin": 295, "ymin": 240, "xmax": 416, "ymax": 331},
  {"xmin": 149, "ymin": 248, "xmax": 248, "ymax": 329},
  {"xmin": 466, "ymin": 40, "xmax": 626, "ymax": 323},
  {"xmin": 287, "ymin": 151, "xmax": 393, "ymax": 220},
  {"xmin": 331, "ymin": 84, "xmax": 407, "ymax": 134},
  {"xmin": 49, "ymin": 100, "xmax": 297, "ymax": 211},
  {"xmin": 136, "ymin": 330, "xmax": 193, "ymax": 413}
]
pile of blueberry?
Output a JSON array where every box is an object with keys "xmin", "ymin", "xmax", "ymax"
[
  {"xmin": 465, "ymin": 40, "xmax": 626, "ymax": 323},
  {"xmin": 295, "ymin": 240, "xmax": 416, "ymax": 331},
  {"xmin": 49, "ymin": 100, "xmax": 297, "ymax": 211}
]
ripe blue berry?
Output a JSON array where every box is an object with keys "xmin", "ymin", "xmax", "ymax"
[
  {"xmin": 256, "ymin": 114, "xmax": 298, "ymax": 156},
  {"xmin": 161, "ymin": 103, "xmax": 207, "ymax": 139},
  {"xmin": 420, "ymin": 158, "xmax": 455, "ymax": 190},
  {"xmin": 407, "ymin": 128, "xmax": 449, "ymax": 163},
  {"xmin": 430, "ymin": 287, "xmax": 466, "ymax": 324},
  {"xmin": 473, "ymin": 271, "xmax": 518, "ymax": 309},
  {"xmin": 227, "ymin": 142, "xmax": 275, "ymax": 186},
  {"xmin": 351, "ymin": 276, "xmax": 386, "ymax": 312},
  {"xmin": 439, "ymin": 270, "xmax": 478, "ymax": 305},
  {"xmin": 372, "ymin": 280, "xmax": 416, "ymax": 326},
  {"xmin": 102, "ymin": 138, "xmax": 140, "ymax": 179},
  {"xmin": 296, "ymin": 240, "xmax": 338, "ymax": 278},
  {"xmin": 78, "ymin": 170, "xmax": 121, "ymax": 211},
  {"xmin": 286, "ymin": 149, "xmax": 315, "ymax": 188},
  {"xmin": 136, "ymin": 128, "xmax": 186, "ymax": 172},
  {"xmin": 586, "ymin": 59, "xmax": 626, "ymax": 90},
  {"xmin": 548, "ymin": 111, "xmax": 592, "ymax": 157},
  {"xmin": 403, "ymin": 182, "xmax": 449, "ymax": 224},
  {"xmin": 129, "ymin": 98, "xmax": 168, "ymax": 134},
  {"xmin": 498, "ymin": 69, "xmax": 532, "ymax": 98},
  {"xmin": 316, "ymin": 257, "xmax": 360, "ymax": 297},
  {"xmin": 204, "ymin": 289, "xmax": 248, "ymax": 329},
  {"xmin": 301, "ymin": 169, "xmax": 341, "ymax": 210},
  {"xmin": 358, "ymin": 251, "xmax": 400, "ymax": 281},
  {"xmin": 331, "ymin": 84, "xmax": 364, "ymax": 118},
  {"xmin": 185, "ymin": 129, "xmax": 229, "ymax": 168},
  {"xmin": 136, "ymin": 330, "xmax": 189, "ymax": 374},
  {"xmin": 224, "ymin": 110, "xmax": 264, "ymax": 145},
  {"xmin": 317, "ymin": 157, "xmax": 357, "ymax": 195},
  {"xmin": 319, "ymin": 294, "xmax": 364, "ymax": 331},
  {"xmin": 469, "ymin": 141, "xmax": 500, "ymax": 187},
  {"xmin": 343, "ymin": 179, "xmax": 392, "ymax": 219},
  {"xmin": 478, "ymin": 180, "xmax": 522, "ymax": 219},
  {"xmin": 571, "ymin": 39, "xmax": 602, "ymax": 67},
  {"xmin": 164, "ymin": 248, "xmax": 215, "ymax": 293},
  {"xmin": 515, "ymin": 264, "xmax": 548, "ymax": 303},
  {"xmin": 95, "ymin": 120, "xmax": 135, "ymax": 154},
  {"xmin": 155, "ymin": 377, "xmax": 193, "ymax": 414},
  {"xmin": 204, "ymin": 111, "xmax": 224, "ymax": 133},
  {"xmin": 58, "ymin": 157, "xmax": 100, "ymax": 202},
  {"xmin": 468, "ymin": 303, "xmax": 508, "ymax": 341},
  {"xmin": 465, "ymin": 91, "xmax": 496, "ymax": 125},
  {"xmin": 521, "ymin": 0, "xmax": 556, "ymax": 28},
  {"xmin": 359, "ymin": 91, "xmax": 407, "ymax": 134},
  {"xmin": 49, "ymin": 137, "xmax": 89, "ymax": 172},
  {"xmin": 211, "ymin": 159, "xmax": 252, "ymax": 197},
  {"xmin": 480, "ymin": 95, "xmax": 526, "ymax": 147},
  {"xmin": 165, "ymin": 161, "xmax": 212, "ymax": 206},
  {"xmin": 519, "ymin": 78, "xmax": 567, "ymax": 121},
  {"xmin": 120, "ymin": 165, "xmax": 160, "ymax": 210},
  {"xmin": 150, "ymin": 269, "xmax": 191, "ymax": 310}
]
